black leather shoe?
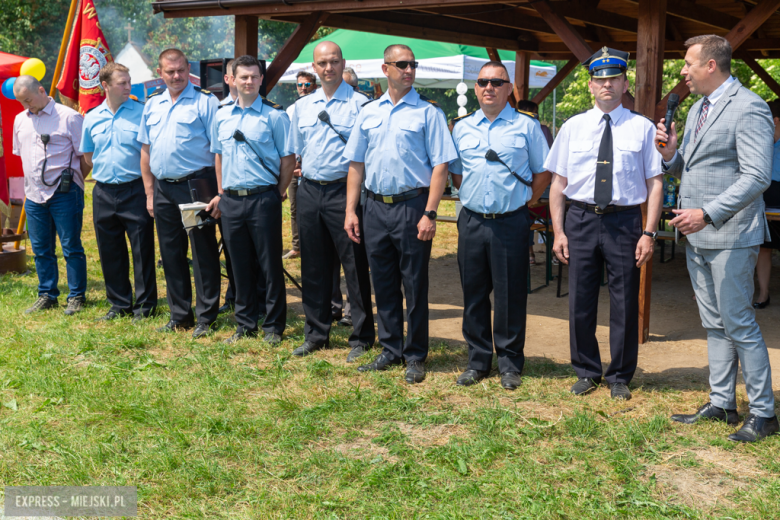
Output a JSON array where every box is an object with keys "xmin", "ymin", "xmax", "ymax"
[
  {"xmin": 753, "ymin": 297, "xmax": 770, "ymax": 309},
  {"xmin": 357, "ymin": 353, "xmax": 402, "ymax": 372},
  {"xmin": 571, "ymin": 377, "xmax": 600, "ymax": 395},
  {"xmin": 405, "ymin": 360, "xmax": 426, "ymax": 384},
  {"xmin": 728, "ymin": 414, "xmax": 779, "ymax": 442},
  {"xmin": 671, "ymin": 402, "xmax": 740, "ymax": 425},
  {"xmin": 610, "ymin": 383, "xmax": 632, "ymax": 400},
  {"xmin": 156, "ymin": 319, "xmax": 194, "ymax": 333},
  {"xmin": 263, "ymin": 332, "xmax": 283, "ymax": 345},
  {"xmin": 501, "ymin": 372, "xmax": 522, "ymax": 390},
  {"xmin": 346, "ymin": 344, "xmax": 369, "ymax": 363},
  {"xmin": 292, "ymin": 340, "xmax": 328, "ymax": 357},
  {"xmin": 218, "ymin": 300, "xmax": 235, "ymax": 314},
  {"xmin": 338, "ymin": 316, "xmax": 353, "ymax": 327},
  {"xmin": 223, "ymin": 330, "xmax": 257, "ymax": 344},
  {"xmin": 456, "ymin": 369, "xmax": 490, "ymax": 386},
  {"xmin": 192, "ymin": 323, "xmax": 214, "ymax": 339},
  {"xmin": 95, "ymin": 310, "xmax": 120, "ymax": 322}
]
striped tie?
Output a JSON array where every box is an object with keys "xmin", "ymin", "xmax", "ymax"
[{"xmin": 695, "ymin": 97, "xmax": 710, "ymax": 141}]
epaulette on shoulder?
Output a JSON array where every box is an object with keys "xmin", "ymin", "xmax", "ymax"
[
  {"xmin": 355, "ymin": 90, "xmax": 370, "ymax": 100},
  {"xmin": 147, "ymin": 88, "xmax": 164, "ymax": 99},
  {"xmin": 419, "ymin": 94, "xmax": 444, "ymax": 111},
  {"xmin": 516, "ymin": 109, "xmax": 539, "ymax": 120},
  {"xmin": 563, "ymin": 110, "xmax": 588, "ymax": 124},
  {"xmin": 217, "ymin": 101, "xmax": 234, "ymax": 110},
  {"xmin": 193, "ymin": 86, "xmax": 213, "ymax": 96},
  {"xmin": 361, "ymin": 98, "xmax": 377, "ymax": 107},
  {"xmin": 629, "ymin": 109, "xmax": 654, "ymax": 124},
  {"xmin": 451, "ymin": 111, "xmax": 474, "ymax": 127},
  {"xmin": 262, "ymin": 97, "xmax": 284, "ymax": 110}
]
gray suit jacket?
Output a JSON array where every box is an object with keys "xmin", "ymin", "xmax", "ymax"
[{"xmin": 665, "ymin": 79, "xmax": 772, "ymax": 249}]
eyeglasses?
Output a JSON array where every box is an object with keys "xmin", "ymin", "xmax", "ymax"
[
  {"xmin": 297, "ymin": 82, "xmax": 312, "ymax": 88},
  {"xmin": 384, "ymin": 61, "xmax": 419, "ymax": 70},
  {"xmin": 477, "ymin": 78, "xmax": 509, "ymax": 88}
]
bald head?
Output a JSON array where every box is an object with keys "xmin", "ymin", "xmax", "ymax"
[
  {"xmin": 312, "ymin": 40, "xmax": 345, "ymax": 89},
  {"xmin": 13, "ymin": 75, "xmax": 49, "ymax": 114}
]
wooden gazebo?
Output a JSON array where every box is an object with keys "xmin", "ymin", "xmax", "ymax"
[{"xmin": 151, "ymin": 0, "xmax": 780, "ymax": 343}]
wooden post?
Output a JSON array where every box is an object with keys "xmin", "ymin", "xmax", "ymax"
[
  {"xmin": 531, "ymin": 58, "xmax": 578, "ymax": 105},
  {"xmin": 634, "ymin": 0, "xmax": 667, "ymax": 345},
  {"xmin": 655, "ymin": 0, "xmax": 780, "ymax": 121},
  {"xmin": 739, "ymin": 52, "xmax": 780, "ymax": 98},
  {"xmin": 264, "ymin": 11, "xmax": 329, "ymax": 92},
  {"xmin": 235, "ymin": 15, "xmax": 259, "ymax": 58},
  {"xmin": 514, "ymin": 51, "xmax": 530, "ymax": 102},
  {"xmin": 486, "ymin": 48, "xmax": 501, "ymax": 62}
]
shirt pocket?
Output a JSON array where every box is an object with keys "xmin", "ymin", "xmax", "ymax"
[
  {"xmin": 567, "ymin": 140, "xmax": 595, "ymax": 172},
  {"xmin": 396, "ymin": 119, "xmax": 425, "ymax": 155},
  {"xmin": 145, "ymin": 111, "xmax": 164, "ymax": 141},
  {"xmin": 361, "ymin": 116, "xmax": 383, "ymax": 135},
  {"xmin": 242, "ymin": 129, "xmax": 276, "ymax": 161},
  {"xmin": 116, "ymin": 120, "xmax": 140, "ymax": 147},
  {"xmin": 331, "ymin": 112, "xmax": 355, "ymax": 141},
  {"xmin": 176, "ymin": 108, "xmax": 199, "ymax": 141},
  {"xmin": 615, "ymin": 139, "xmax": 643, "ymax": 196},
  {"xmin": 90, "ymin": 122, "xmax": 112, "ymax": 149},
  {"xmin": 500, "ymin": 135, "xmax": 529, "ymax": 168}
]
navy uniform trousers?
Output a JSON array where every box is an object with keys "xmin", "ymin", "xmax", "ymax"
[
  {"xmin": 222, "ymin": 231, "xmax": 266, "ymax": 309},
  {"xmin": 297, "ymin": 179, "xmax": 374, "ymax": 348},
  {"xmin": 457, "ymin": 207, "xmax": 530, "ymax": 374},
  {"xmin": 565, "ymin": 204, "xmax": 642, "ymax": 384},
  {"xmin": 219, "ymin": 189, "xmax": 287, "ymax": 335},
  {"xmin": 93, "ymin": 177, "xmax": 157, "ymax": 317},
  {"xmin": 153, "ymin": 167, "xmax": 221, "ymax": 325},
  {"xmin": 363, "ymin": 192, "xmax": 431, "ymax": 362}
]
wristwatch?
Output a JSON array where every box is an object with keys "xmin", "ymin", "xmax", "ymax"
[
  {"xmin": 423, "ymin": 210, "xmax": 437, "ymax": 221},
  {"xmin": 643, "ymin": 230, "xmax": 657, "ymax": 240},
  {"xmin": 701, "ymin": 208, "xmax": 713, "ymax": 225}
]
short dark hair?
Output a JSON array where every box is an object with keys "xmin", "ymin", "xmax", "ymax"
[
  {"xmin": 384, "ymin": 44, "xmax": 413, "ymax": 61},
  {"xmin": 768, "ymin": 100, "xmax": 780, "ymax": 120},
  {"xmin": 158, "ymin": 48, "xmax": 187, "ymax": 67},
  {"xmin": 516, "ymin": 100, "xmax": 539, "ymax": 114},
  {"xmin": 296, "ymin": 71, "xmax": 316, "ymax": 83},
  {"xmin": 685, "ymin": 34, "xmax": 732, "ymax": 75},
  {"xmin": 233, "ymin": 55, "xmax": 262, "ymax": 75},
  {"xmin": 226, "ymin": 59, "xmax": 236, "ymax": 76},
  {"xmin": 479, "ymin": 61, "xmax": 510, "ymax": 80}
]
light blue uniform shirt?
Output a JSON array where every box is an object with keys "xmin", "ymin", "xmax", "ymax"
[
  {"xmin": 210, "ymin": 96, "xmax": 290, "ymax": 190},
  {"xmin": 772, "ymin": 140, "xmax": 780, "ymax": 183},
  {"xmin": 343, "ymin": 87, "xmax": 458, "ymax": 195},
  {"xmin": 80, "ymin": 98, "xmax": 144, "ymax": 184},
  {"xmin": 287, "ymin": 80, "xmax": 370, "ymax": 181},
  {"xmin": 137, "ymin": 82, "xmax": 218, "ymax": 180},
  {"xmin": 450, "ymin": 104, "xmax": 549, "ymax": 214}
]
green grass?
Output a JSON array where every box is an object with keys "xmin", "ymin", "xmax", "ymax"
[{"xmin": 0, "ymin": 185, "xmax": 778, "ymax": 519}]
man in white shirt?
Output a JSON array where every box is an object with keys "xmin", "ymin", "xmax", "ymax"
[{"xmin": 545, "ymin": 47, "xmax": 663, "ymax": 401}]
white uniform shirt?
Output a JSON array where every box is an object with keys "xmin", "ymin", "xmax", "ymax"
[{"xmin": 544, "ymin": 105, "xmax": 661, "ymax": 205}]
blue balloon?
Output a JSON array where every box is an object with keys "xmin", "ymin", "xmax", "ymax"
[{"xmin": 1, "ymin": 77, "xmax": 16, "ymax": 100}]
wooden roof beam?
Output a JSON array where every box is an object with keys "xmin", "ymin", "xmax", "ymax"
[
  {"xmin": 738, "ymin": 51, "xmax": 780, "ymax": 98},
  {"xmin": 547, "ymin": 1, "xmax": 639, "ymax": 34},
  {"xmin": 265, "ymin": 11, "xmax": 327, "ymax": 91},
  {"xmin": 530, "ymin": 58, "xmax": 578, "ymax": 104},
  {"xmin": 621, "ymin": 0, "xmax": 741, "ymax": 32}
]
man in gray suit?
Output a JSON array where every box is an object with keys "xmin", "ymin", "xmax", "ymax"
[{"xmin": 656, "ymin": 35, "xmax": 777, "ymax": 442}]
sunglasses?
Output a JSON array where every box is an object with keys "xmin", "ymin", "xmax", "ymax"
[
  {"xmin": 297, "ymin": 82, "xmax": 312, "ymax": 88},
  {"xmin": 477, "ymin": 78, "xmax": 509, "ymax": 88},
  {"xmin": 384, "ymin": 61, "xmax": 419, "ymax": 70}
]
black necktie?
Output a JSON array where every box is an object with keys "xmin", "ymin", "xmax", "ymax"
[{"xmin": 594, "ymin": 113, "xmax": 613, "ymax": 210}]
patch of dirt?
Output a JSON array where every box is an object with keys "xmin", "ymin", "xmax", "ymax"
[
  {"xmin": 648, "ymin": 446, "xmax": 767, "ymax": 509},
  {"xmin": 394, "ymin": 421, "xmax": 468, "ymax": 446},
  {"xmin": 331, "ymin": 439, "xmax": 397, "ymax": 463}
]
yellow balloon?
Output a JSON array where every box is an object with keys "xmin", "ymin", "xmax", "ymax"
[{"xmin": 20, "ymin": 58, "xmax": 46, "ymax": 81}]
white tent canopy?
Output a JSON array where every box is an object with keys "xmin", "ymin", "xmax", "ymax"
[{"xmin": 280, "ymin": 55, "xmax": 557, "ymax": 90}]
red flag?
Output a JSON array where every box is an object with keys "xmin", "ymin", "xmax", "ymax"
[{"xmin": 56, "ymin": 0, "xmax": 113, "ymax": 114}]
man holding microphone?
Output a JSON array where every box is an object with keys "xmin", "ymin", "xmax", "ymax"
[{"xmin": 656, "ymin": 35, "xmax": 778, "ymax": 442}]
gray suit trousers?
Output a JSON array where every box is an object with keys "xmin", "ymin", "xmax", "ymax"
[{"xmin": 686, "ymin": 244, "xmax": 775, "ymax": 417}]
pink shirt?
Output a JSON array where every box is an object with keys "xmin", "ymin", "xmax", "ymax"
[{"xmin": 13, "ymin": 98, "xmax": 85, "ymax": 203}]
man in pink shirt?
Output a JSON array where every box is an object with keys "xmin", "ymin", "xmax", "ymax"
[{"xmin": 13, "ymin": 75, "xmax": 89, "ymax": 315}]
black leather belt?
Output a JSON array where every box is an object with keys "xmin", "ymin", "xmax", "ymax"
[
  {"xmin": 465, "ymin": 206, "xmax": 526, "ymax": 220},
  {"xmin": 162, "ymin": 172, "xmax": 198, "ymax": 184},
  {"xmin": 366, "ymin": 188, "xmax": 428, "ymax": 204},
  {"xmin": 303, "ymin": 177, "xmax": 347, "ymax": 185},
  {"xmin": 572, "ymin": 201, "xmax": 639, "ymax": 214},
  {"xmin": 96, "ymin": 178, "xmax": 143, "ymax": 189},
  {"xmin": 224, "ymin": 185, "xmax": 275, "ymax": 197}
]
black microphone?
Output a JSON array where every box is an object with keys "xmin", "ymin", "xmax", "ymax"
[
  {"xmin": 485, "ymin": 149, "xmax": 532, "ymax": 187},
  {"xmin": 318, "ymin": 110, "xmax": 347, "ymax": 144},
  {"xmin": 659, "ymin": 93, "xmax": 679, "ymax": 148}
]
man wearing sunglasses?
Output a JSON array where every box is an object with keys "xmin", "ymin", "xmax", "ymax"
[
  {"xmin": 344, "ymin": 44, "xmax": 458, "ymax": 384},
  {"xmin": 286, "ymin": 41, "xmax": 376, "ymax": 362},
  {"xmin": 544, "ymin": 47, "xmax": 663, "ymax": 400},
  {"xmin": 205, "ymin": 55, "xmax": 295, "ymax": 345},
  {"xmin": 449, "ymin": 62, "xmax": 550, "ymax": 390},
  {"xmin": 283, "ymin": 72, "xmax": 319, "ymax": 260}
]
